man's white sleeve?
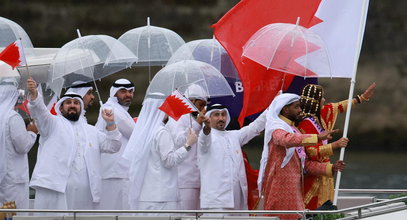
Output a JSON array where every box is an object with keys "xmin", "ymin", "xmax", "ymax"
[
  {"xmin": 98, "ymin": 128, "xmax": 122, "ymax": 153},
  {"xmin": 9, "ymin": 113, "xmax": 36, "ymax": 154},
  {"xmin": 237, "ymin": 110, "xmax": 267, "ymax": 146},
  {"xmin": 27, "ymin": 94, "xmax": 55, "ymax": 138},
  {"xmin": 157, "ymin": 129, "xmax": 188, "ymax": 168},
  {"xmin": 198, "ymin": 130, "xmax": 211, "ymax": 153}
]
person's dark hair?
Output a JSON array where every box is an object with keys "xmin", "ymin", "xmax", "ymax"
[{"xmin": 300, "ymin": 84, "xmax": 324, "ymax": 117}]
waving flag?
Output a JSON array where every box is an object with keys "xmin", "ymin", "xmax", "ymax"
[
  {"xmin": 159, "ymin": 90, "xmax": 199, "ymax": 121},
  {"xmin": 310, "ymin": 0, "xmax": 369, "ymax": 78},
  {"xmin": 213, "ymin": 0, "xmax": 369, "ymax": 126},
  {"xmin": 213, "ymin": 0, "xmax": 323, "ymax": 126},
  {"xmin": 0, "ymin": 40, "xmax": 27, "ymax": 69}
]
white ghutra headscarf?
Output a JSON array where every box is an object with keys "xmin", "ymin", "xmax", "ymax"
[
  {"xmin": 0, "ymin": 77, "xmax": 20, "ymax": 183},
  {"xmin": 122, "ymin": 93, "xmax": 166, "ymax": 209}
]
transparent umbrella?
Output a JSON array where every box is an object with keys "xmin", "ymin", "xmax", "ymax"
[
  {"xmin": 242, "ymin": 18, "xmax": 331, "ymax": 78},
  {"xmin": 145, "ymin": 60, "xmax": 235, "ymax": 99},
  {"xmin": 48, "ymin": 34, "xmax": 138, "ymax": 97},
  {"xmin": 0, "ymin": 17, "xmax": 34, "ymax": 56},
  {"xmin": 167, "ymin": 38, "xmax": 239, "ymax": 80},
  {"xmin": 119, "ymin": 17, "xmax": 185, "ymax": 81}
]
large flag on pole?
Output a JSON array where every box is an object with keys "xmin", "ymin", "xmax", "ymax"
[
  {"xmin": 310, "ymin": 0, "xmax": 369, "ymax": 78},
  {"xmin": 0, "ymin": 40, "xmax": 27, "ymax": 69},
  {"xmin": 213, "ymin": 0, "xmax": 323, "ymax": 126}
]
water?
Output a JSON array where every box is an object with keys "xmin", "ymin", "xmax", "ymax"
[{"xmin": 243, "ymin": 148, "xmax": 407, "ymax": 193}]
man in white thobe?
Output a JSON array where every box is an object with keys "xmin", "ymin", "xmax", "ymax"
[
  {"xmin": 198, "ymin": 104, "xmax": 267, "ymax": 216},
  {"xmin": 95, "ymin": 79, "xmax": 135, "ymax": 210},
  {"xmin": 138, "ymin": 114, "xmax": 197, "ymax": 215},
  {"xmin": 166, "ymin": 84, "xmax": 208, "ymax": 210},
  {"xmin": 26, "ymin": 77, "xmax": 121, "ymax": 214},
  {"xmin": 0, "ymin": 76, "xmax": 37, "ymax": 211}
]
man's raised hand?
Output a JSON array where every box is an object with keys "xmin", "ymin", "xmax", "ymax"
[{"xmin": 26, "ymin": 77, "xmax": 38, "ymax": 100}]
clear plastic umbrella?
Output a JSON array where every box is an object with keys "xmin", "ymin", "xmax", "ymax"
[
  {"xmin": 242, "ymin": 18, "xmax": 331, "ymax": 78},
  {"xmin": 167, "ymin": 38, "xmax": 239, "ymax": 80},
  {"xmin": 145, "ymin": 60, "xmax": 235, "ymax": 99},
  {"xmin": 119, "ymin": 18, "xmax": 185, "ymax": 66},
  {"xmin": 48, "ymin": 34, "xmax": 138, "ymax": 97},
  {"xmin": 118, "ymin": 17, "xmax": 185, "ymax": 81},
  {"xmin": 0, "ymin": 17, "xmax": 34, "ymax": 57}
]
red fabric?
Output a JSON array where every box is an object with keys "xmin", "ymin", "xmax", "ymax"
[
  {"xmin": 16, "ymin": 99, "xmax": 30, "ymax": 115},
  {"xmin": 262, "ymin": 128, "xmax": 327, "ymax": 219},
  {"xmin": 49, "ymin": 103, "xmax": 57, "ymax": 115},
  {"xmin": 242, "ymin": 151, "xmax": 259, "ymax": 210},
  {"xmin": 0, "ymin": 41, "xmax": 21, "ymax": 69},
  {"xmin": 133, "ymin": 117, "xmax": 138, "ymax": 123},
  {"xmin": 298, "ymin": 103, "xmax": 346, "ymax": 209},
  {"xmin": 159, "ymin": 95, "xmax": 194, "ymax": 121},
  {"xmin": 212, "ymin": 0, "xmax": 322, "ymax": 126}
]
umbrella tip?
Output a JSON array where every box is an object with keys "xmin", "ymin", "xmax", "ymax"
[
  {"xmin": 76, "ymin": 29, "xmax": 82, "ymax": 38},
  {"xmin": 147, "ymin": 17, "xmax": 150, "ymax": 26},
  {"xmin": 296, "ymin": 17, "xmax": 301, "ymax": 26}
]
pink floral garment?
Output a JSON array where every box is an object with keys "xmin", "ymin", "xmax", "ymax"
[{"xmin": 262, "ymin": 129, "xmax": 327, "ymax": 220}]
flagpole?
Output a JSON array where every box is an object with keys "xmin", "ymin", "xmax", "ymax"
[{"xmin": 333, "ymin": 0, "xmax": 370, "ymax": 205}]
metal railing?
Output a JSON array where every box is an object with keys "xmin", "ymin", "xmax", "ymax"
[{"xmin": 1, "ymin": 190, "xmax": 406, "ymax": 219}]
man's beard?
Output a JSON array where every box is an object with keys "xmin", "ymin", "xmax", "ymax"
[
  {"xmin": 64, "ymin": 112, "xmax": 80, "ymax": 121},
  {"xmin": 287, "ymin": 113, "xmax": 302, "ymax": 124},
  {"xmin": 118, "ymin": 98, "xmax": 131, "ymax": 107}
]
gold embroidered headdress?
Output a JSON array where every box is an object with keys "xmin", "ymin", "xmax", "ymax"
[{"xmin": 300, "ymin": 84, "xmax": 324, "ymax": 118}]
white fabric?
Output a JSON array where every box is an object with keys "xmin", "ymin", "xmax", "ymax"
[
  {"xmin": 0, "ymin": 112, "xmax": 36, "ymax": 210},
  {"xmin": 96, "ymin": 97, "xmax": 134, "ymax": 179},
  {"xmin": 310, "ymin": 0, "xmax": 369, "ymax": 78},
  {"xmin": 109, "ymin": 78, "xmax": 134, "ymax": 98},
  {"xmin": 95, "ymin": 95, "xmax": 135, "ymax": 210},
  {"xmin": 66, "ymin": 87, "xmax": 92, "ymax": 98},
  {"xmin": 139, "ymin": 123, "xmax": 188, "ymax": 203},
  {"xmin": 122, "ymin": 97, "xmax": 166, "ymax": 209},
  {"xmin": 98, "ymin": 178, "xmax": 130, "ymax": 210},
  {"xmin": 137, "ymin": 201, "xmax": 179, "ymax": 216},
  {"xmin": 198, "ymin": 111, "xmax": 266, "ymax": 209},
  {"xmin": 166, "ymin": 114, "xmax": 202, "ymax": 210},
  {"xmin": 205, "ymin": 107, "xmax": 231, "ymax": 128},
  {"xmin": 0, "ymin": 83, "xmax": 19, "ymax": 184},
  {"xmin": 33, "ymin": 187, "xmax": 67, "ymax": 216},
  {"xmin": 178, "ymin": 188, "xmax": 200, "ymax": 210},
  {"xmin": 184, "ymin": 84, "xmax": 209, "ymax": 101},
  {"xmin": 28, "ymin": 93, "xmax": 122, "ymax": 205},
  {"xmin": 257, "ymin": 93, "xmax": 300, "ymax": 194}
]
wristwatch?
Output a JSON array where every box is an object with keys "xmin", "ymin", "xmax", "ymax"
[{"xmin": 184, "ymin": 143, "xmax": 191, "ymax": 151}]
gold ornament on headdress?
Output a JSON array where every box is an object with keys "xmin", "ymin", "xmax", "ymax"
[{"xmin": 300, "ymin": 84, "xmax": 323, "ymax": 118}]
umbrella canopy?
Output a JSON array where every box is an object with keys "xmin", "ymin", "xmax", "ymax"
[
  {"xmin": 0, "ymin": 17, "xmax": 34, "ymax": 57},
  {"xmin": 242, "ymin": 21, "xmax": 331, "ymax": 77},
  {"xmin": 167, "ymin": 38, "xmax": 239, "ymax": 80},
  {"xmin": 48, "ymin": 34, "xmax": 138, "ymax": 96},
  {"xmin": 145, "ymin": 60, "xmax": 235, "ymax": 99},
  {"xmin": 119, "ymin": 19, "xmax": 185, "ymax": 66}
]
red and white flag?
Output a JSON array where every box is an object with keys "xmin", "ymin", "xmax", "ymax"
[
  {"xmin": 159, "ymin": 90, "xmax": 199, "ymax": 121},
  {"xmin": 0, "ymin": 40, "xmax": 27, "ymax": 69},
  {"xmin": 309, "ymin": 0, "xmax": 369, "ymax": 78}
]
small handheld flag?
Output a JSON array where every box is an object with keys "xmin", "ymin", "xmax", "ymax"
[
  {"xmin": 0, "ymin": 40, "xmax": 26, "ymax": 69},
  {"xmin": 159, "ymin": 90, "xmax": 199, "ymax": 121}
]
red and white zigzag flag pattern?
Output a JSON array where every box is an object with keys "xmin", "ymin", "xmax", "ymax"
[
  {"xmin": 159, "ymin": 90, "xmax": 199, "ymax": 121},
  {"xmin": 0, "ymin": 40, "xmax": 27, "ymax": 69}
]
